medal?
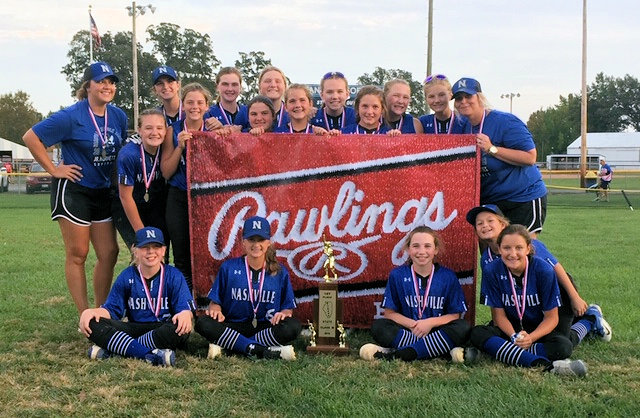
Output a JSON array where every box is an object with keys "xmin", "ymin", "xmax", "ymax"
[
  {"xmin": 138, "ymin": 264, "xmax": 165, "ymax": 320},
  {"xmin": 87, "ymin": 102, "xmax": 109, "ymax": 158},
  {"xmin": 140, "ymin": 143, "xmax": 160, "ymax": 204},
  {"xmin": 323, "ymin": 108, "xmax": 345, "ymax": 131},
  {"xmin": 144, "ymin": 191, "xmax": 150, "ymax": 202},
  {"xmin": 101, "ymin": 149, "xmax": 107, "ymax": 158},
  {"xmin": 507, "ymin": 257, "xmax": 529, "ymax": 330},
  {"xmin": 245, "ymin": 257, "xmax": 266, "ymax": 326},
  {"xmin": 411, "ymin": 264, "xmax": 435, "ymax": 319}
]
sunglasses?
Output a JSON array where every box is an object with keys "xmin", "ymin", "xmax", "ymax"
[
  {"xmin": 424, "ymin": 74, "xmax": 448, "ymax": 84},
  {"xmin": 323, "ymin": 71, "xmax": 346, "ymax": 80}
]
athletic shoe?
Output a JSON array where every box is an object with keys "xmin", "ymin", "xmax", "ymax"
[
  {"xmin": 549, "ymin": 359, "xmax": 588, "ymax": 377},
  {"xmin": 585, "ymin": 304, "xmax": 612, "ymax": 342},
  {"xmin": 359, "ymin": 343, "xmax": 393, "ymax": 361},
  {"xmin": 450, "ymin": 347, "xmax": 480, "ymax": 364},
  {"xmin": 88, "ymin": 344, "xmax": 110, "ymax": 360},
  {"xmin": 145, "ymin": 348, "xmax": 176, "ymax": 367},
  {"xmin": 593, "ymin": 197, "xmax": 600, "ymax": 201},
  {"xmin": 207, "ymin": 343, "xmax": 222, "ymax": 360},
  {"xmin": 266, "ymin": 345, "xmax": 296, "ymax": 361}
]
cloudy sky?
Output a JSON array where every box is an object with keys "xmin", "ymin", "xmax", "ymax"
[{"xmin": 1, "ymin": 0, "xmax": 639, "ymax": 124}]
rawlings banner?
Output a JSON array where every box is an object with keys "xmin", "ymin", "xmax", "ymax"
[{"xmin": 188, "ymin": 133, "xmax": 480, "ymax": 327}]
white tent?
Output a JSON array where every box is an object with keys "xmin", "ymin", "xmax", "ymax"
[
  {"xmin": 566, "ymin": 132, "xmax": 640, "ymax": 169},
  {"xmin": 0, "ymin": 137, "xmax": 34, "ymax": 160}
]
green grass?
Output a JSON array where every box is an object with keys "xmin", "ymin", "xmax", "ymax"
[{"xmin": 1, "ymin": 192, "xmax": 639, "ymax": 416}]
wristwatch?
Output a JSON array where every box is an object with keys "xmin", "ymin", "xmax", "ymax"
[{"xmin": 488, "ymin": 145, "xmax": 498, "ymax": 156}]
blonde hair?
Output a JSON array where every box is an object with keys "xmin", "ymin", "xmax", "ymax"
[
  {"xmin": 75, "ymin": 80, "xmax": 91, "ymax": 100},
  {"xmin": 265, "ymin": 245, "xmax": 281, "ymax": 275},
  {"xmin": 284, "ymin": 83, "xmax": 313, "ymax": 103},
  {"xmin": 423, "ymin": 77, "xmax": 452, "ymax": 98},
  {"xmin": 258, "ymin": 66, "xmax": 288, "ymax": 92},
  {"xmin": 383, "ymin": 79, "xmax": 411, "ymax": 121},
  {"xmin": 181, "ymin": 82, "xmax": 212, "ymax": 104},
  {"xmin": 137, "ymin": 108, "xmax": 165, "ymax": 128}
]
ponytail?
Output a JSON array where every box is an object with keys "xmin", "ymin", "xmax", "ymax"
[{"xmin": 265, "ymin": 245, "xmax": 281, "ymax": 276}]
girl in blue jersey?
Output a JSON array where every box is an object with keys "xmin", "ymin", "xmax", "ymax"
[
  {"xmin": 342, "ymin": 86, "xmax": 398, "ymax": 136},
  {"xmin": 204, "ymin": 67, "xmax": 248, "ymax": 133},
  {"xmin": 22, "ymin": 62, "xmax": 127, "ymax": 315},
  {"xmin": 195, "ymin": 216, "xmax": 301, "ymax": 360},
  {"xmin": 275, "ymin": 84, "xmax": 327, "ymax": 134},
  {"xmin": 419, "ymin": 74, "xmax": 466, "ymax": 134},
  {"xmin": 79, "ymin": 227, "xmax": 194, "ymax": 367},
  {"xmin": 151, "ymin": 65, "xmax": 183, "ymax": 125},
  {"xmin": 452, "ymin": 77, "xmax": 547, "ymax": 235},
  {"xmin": 245, "ymin": 96, "xmax": 276, "ymax": 136},
  {"xmin": 161, "ymin": 83, "xmax": 213, "ymax": 293},
  {"xmin": 469, "ymin": 225, "xmax": 590, "ymax": 376},
  {"xmin": 360, "ymin": 226, "xmax": 475, "ymax": 363},
  {"xmin": 382, "ymin": 79, "xmax": 423, "ymax": 133},
  {"xmin": 258, "ymin": 66, "xmax": 289, "ymax": 130},
  {"xmin": 311, "ymin": 72, "xmax": 356, "ymax": 134},
  {"xmin": 113, "ymin": 109, "xmax": 168, "ymax": 250},
  {"xmin": 466, "ymin": 204, "xmax": 611, "ymax": 341}
]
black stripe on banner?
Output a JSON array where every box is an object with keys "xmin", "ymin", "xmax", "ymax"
[{"xmin": 191, "ymin": 150, "xmax": 475, "ymax": 197}]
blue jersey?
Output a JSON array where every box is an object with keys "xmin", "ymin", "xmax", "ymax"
[
  {"xmin": 168, "ymin": 119, "xmax": 208, "ymax": 190},
  {"xmin": 273, "ymin": 107, "xmax": 290, "ymax": 130},
  {"xmin": 382, "ymin": 264, "xmax": 467, "ymax": 320},
  {"xmin": 273, "ymin": 123, "xmax": 313, "ymax": 133},
  {"xmin": 208, "ymin": 256, "xmax": 297, "ymax": 323},
  {"xmin": 383, "ymin": 113, "xmax": 416, "ymax": 133},
  {"xmin": 204, "ymin": 103, "xmax": 249, "ymax": 130},
  {"xmin": 481, "ymin": 255, "xmax": 561, "ymax": 332},
  {"xmin": 341, "ymin": 123, "xmax": 390, "ymax": 135},
  {"xmin": 532, "ymin": 240, "xmax": 558, "ymax": 267},
  {"xmin": 32, "ymin": 100, "xmax": 127, "ymax": 189},
  {"xmin": 311, "ymin": 107, "xmax": 356, "ymax": 131},
  {"xmin": 103, "ymin": 264, "xmax": 195, "ymax": 323},
  {"xmin": 419, "ymin": 113, "xmax": 467, "ymax": 134},
  {"xmin": 462, "ymin": 110, "xmax": 547, "ymax": 203},
  {"xmin": 157, "ymin": 104, "xmax": 184, "ymax": 126},
  {"xmin": 116, "ymin": 141, "xmax": 166, "ymax": 207}
]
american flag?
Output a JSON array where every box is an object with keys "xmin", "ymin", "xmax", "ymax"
[{"xmin": 90, "ymin": 12, "xmax": 101, "ymax": 48}]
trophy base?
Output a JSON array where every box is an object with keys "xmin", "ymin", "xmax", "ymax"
[{"xmin": 306, "ymin": 344, "xmax": 350, "ymax": 356}]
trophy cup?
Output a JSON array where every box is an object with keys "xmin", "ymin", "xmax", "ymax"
[{"xmin": 306, "ymin": 236, "xmax": 349, "ymax": 355}]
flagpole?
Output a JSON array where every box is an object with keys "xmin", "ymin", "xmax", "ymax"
[{"xmin": 89, "ymin": 5, "xmax": 93, "ymax": 62}]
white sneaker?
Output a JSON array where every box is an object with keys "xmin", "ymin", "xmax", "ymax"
[
  {"xmin": 88, "ymin": 344, "xmax": 110, "ymax": 360},
  {"xmin": 586, "ymin": 304, "xmax": 612, "ymax": 342},
  {"xmin": 359, "ymin": 343, "xmax": 392, "ymax": 361},
  {"xmin": 550, "ymin": 359, "xmax": 588, "ymax": 377},
  {"xmin": 450, "ymin": 347, "xmax": 479, "ymax": 364},
  {"xmin": 147, "ymin": 348, "xmax": 175, "ymax": 367},
  {"xmin": 267, "ymin": 345, "xmax": 296, "ymax": 361},
  {"xmin": 207, "ymin": 343, "xmax": 222, "ymax": 359}
]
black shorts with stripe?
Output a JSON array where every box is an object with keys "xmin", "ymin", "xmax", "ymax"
[
  {"xmin": 50, "ymin": 178, "xmax": 113, "ymax": 226},
  {"xmin": 494, "ymin": 195, "xmax": 547, "ymax": 234}
]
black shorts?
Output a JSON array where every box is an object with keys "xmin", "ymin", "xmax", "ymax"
[
  {"xmin": 50, "ymin": 178, "xmax": 112, "ymax": 226},
  {"xmin": 495, "ymin": 195, "xmax": 547, "ymax": 234},
  {"xmin": 600, "ymin": 180, "xmax": 610, "ymax": 189}
]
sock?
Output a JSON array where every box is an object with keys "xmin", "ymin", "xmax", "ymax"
[
  {"xmin": 571, "ymin": 319, "xmax": 593, "ymax": 343},
  {"xmin": 137, "ymin": 330, "xmax": 157, "ymax": 349},
  {"xmin": 106, "ymin": 331, "xmax": 152, "ymax": 359},
  {"xmin": 217, "ymin": 327, "xmax": 258, "ymax": 354},
  {"xmin": 483, "ymin": 336, "xmax": 546, "ymax": 367},
  {"xmin": 254, "ymin": 327, "xmax": 279, "ymax": 346},
  {"xmin": 409, "ymin": 330, "xmax": 455, "ymax": 360},
  {"xmin": 392, "ymin": 329, "xmax": 419, "ymax": 349},
  {"xmin": 527, "ymin": 343, "xmax": 547, "ymax": 358}
]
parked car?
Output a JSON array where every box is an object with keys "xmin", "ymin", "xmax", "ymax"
[
  {"xmin": 0, "ymin": 167, "xmax": 8, "ymax": 192},
  {"xmin": 26, "ymin": 163, "xmax": 52, "ymax": 194}
]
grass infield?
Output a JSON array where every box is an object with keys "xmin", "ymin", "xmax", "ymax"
[{"xmin": 1, "ymin": 193, "xmax": 639, "ymax": 416}]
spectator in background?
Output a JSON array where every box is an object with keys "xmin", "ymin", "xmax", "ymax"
[{"xmin": 595, "ymin": 158, "xmax": 613, "ymax": 202}]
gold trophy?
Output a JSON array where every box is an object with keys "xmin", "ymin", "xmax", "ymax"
[{"xmin": 307, "ymin": 236, "xmax": 349, "ymax": 355}]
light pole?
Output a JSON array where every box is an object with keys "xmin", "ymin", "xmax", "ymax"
[
  {"xmin": 500, "ymin": 92, "xmax": 520, "ymax": 113},
  {"xmin": 126, "ymin": 1, "xmax": 155, "ymax": 129}
]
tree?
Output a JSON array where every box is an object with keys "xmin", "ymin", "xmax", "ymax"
[
  {"xmin": 146, "ymin": 23, "xmax": 220, "ymax": 93},
  {"xmin": 527, "ymin": 94, "xmax": 580, "ymax": 160},
  {"xmin": 62, "ymin": 30, "xmax": 159, "ymax": 129},
  {"xmin": 357, "ymin": 67, "xmax": 426, "ymax": 115},
  {"xmin": 0, "ymin": 91, "xmax": 43, "ymax": 145},
  {"xmin": 234, "ymin": 51, "xmax": 273, "ymax": 102}
]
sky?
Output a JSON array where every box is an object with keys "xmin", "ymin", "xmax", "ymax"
[{"xmin": 1, "ymin": 0, "xmax": 639, "ymax": 125}]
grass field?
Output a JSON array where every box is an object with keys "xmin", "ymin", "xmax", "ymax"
[{"xmin": 1, "ymin": 193, "xmax": 639, "ymax": 416}]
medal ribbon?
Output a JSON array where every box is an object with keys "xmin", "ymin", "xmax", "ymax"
[
  {"xmin": 487, "ymin": 248, "xmax": 494, "ymax": 262},
  {"xmin": 411, "ymin": 264, "xmax": 435, "ymax": 319},
  {"xmin": 87, "ymin": 103, "xmax": 108, "ymax": 153},
  {"xmin": 183, "ymin": 119, "xmax": 205, "ymax": 132},
  {"xmin": 244, "ymin": 257, "xmax": 266, "ymax": 320},
  {"xmin": 140, "ymin": 143, "xmax": 160, "ymax": 196},
  {"xmin": 507, "ymin": 257, "xmax": 529, "ymax": 327},
  {"xmin": 276, "ymin": 100, "xmax": 285, "ymax": 127},
  {"xmin": 323, "ymin": 108, "xmax": 344, "ymax": 131},
  {"xmin": 162, "ymin": 102, "xmax": 183, "ymax": 123},
  {"xmin": 472, "ymin": 110, "xmax": 486, "ymax": 135},
  {"xmin": 138, "ymin": 263, "xmax": 165, "ymax": 319},
  {"xmin": 435, "ymin": 112, "xmax": 455, "ymax": 134},
  {"xmin": 219, "ymin": 103, "xmax": 237, "ymax": 126},
  {"xmin": 289, "ymin": 123, "xmax": 311, "ymax": 133},
  {"xmin": 356, "ymin": 122, "xmax": 381, "ymax": 135}
]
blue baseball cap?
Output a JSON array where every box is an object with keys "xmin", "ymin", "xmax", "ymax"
[
  {"xmin": 465, "ymin": 204, "xmax": 505, "ymax": 225},
  {"xmin": 242, "ymin": 216, "xmax": 271, "ymax": 240},
  {"xmin": 152, "ymin": 65, "xmax": 178, "ymax": 84},
  {"xmin": 83, "ymin": 61, "xmax": 119, "ymax": 83},
  {"xmin": 452, "ymin": 77, "xmax": 482, "ymax": 97},
  {"xmin": 135, "ymin": 227, "xmax": 165, "ymax": 247}
]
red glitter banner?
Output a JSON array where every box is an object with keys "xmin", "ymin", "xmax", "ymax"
[{"xmin": 188, "ymin": 133, "xmax": 480, "ymax": 327}]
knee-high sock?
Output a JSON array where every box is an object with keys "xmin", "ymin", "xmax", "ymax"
[
  {"xmin": 527, "ymin": 342, "xmax": 547, "ymax": 358},
  {"xmin": 217, "ymin": 327, "xmax": 258, "ymax": 353},
  {"xmin": 571, "ymin": 319, "xmax": 592, "ymax": 344},
  {"xmin": 254, "ymin": 328, "xmax": 279, "ymax": 346},
  {"xmin": 107, "ymin": 331, "xmax": 152, "ymax": 359},
  {"xmin": 483, "ymin": 336, "xmax": 547, "ymax": 367},
  {"xmin": 391, "ymin": 329, "xmax": 419, "ymax": 349},
  {"xmin": 137, "ymin": 330, "xmax": 157, "ymax": 349}
]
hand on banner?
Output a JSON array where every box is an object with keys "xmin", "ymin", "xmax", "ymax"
[
  {"xmin": 177, "ymin": 130, "xmax": 192, "ymax": 149},
  {"xmin": 387, "ymin": 129, "xmax": 402, "ymax": 137},
  {"xmin": 204, "ymin": 117, "xmax": 223, "ymax": 131}
]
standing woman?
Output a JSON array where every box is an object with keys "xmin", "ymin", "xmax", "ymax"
[
  {"xmin": 204, "ymin": 67, "xmax": 248, "ymax": 132},
  {"xmin": 342, "ymin": 86, "xmax": 393, "ymax": 135},
  {"xmin": 382, "ymin": 79, "xmax": 423, "ymax": 133},
  {"xmin": 161, "ymin": 83, "xmax": 212, "ymax": 293},
  {"xmin": 452, "ymin": 77, "xmax": 547, "ymax": 234},
  {"xmin": 22, "ymin": 62, "xmax": 128, "ymax": 314},
  {"xmin": 274, "ymin": 84, "xmax": 326, "ymax": 134},
  {"xmin": 419, "ymin": 74, "xmax": 466, "ymax": 134},
  {"xmin": 257, "ymin": 66, "xmax": 289, "ymax": 130},
  {"xmin": 152, "ymin": 65, "xmax": 183, "ymax": 125},
  {"xmin": 311, "ymin": 71, "xmax": 356, "ymax": 134}
]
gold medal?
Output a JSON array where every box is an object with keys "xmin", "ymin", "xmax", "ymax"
[
  {"xmin": 252, "ymin": 317, "xmax": 258, "ymax": 328},
  {"xmin": 102, "ymin": 149, "xmax": 107, "ymax": 158},
  {"xmin": 144, "ymin": 191, "xmax": 150, "ymax": 202}
]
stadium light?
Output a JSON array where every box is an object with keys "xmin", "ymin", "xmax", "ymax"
[
  {"xmin": 500, "ymin": 92, "xmax": 520, "ymax": 113},
  {"xmin": 126, "ymin": 2, "xmax": 155, "ymax": 129}
]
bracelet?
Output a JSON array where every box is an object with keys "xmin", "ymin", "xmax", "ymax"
[{"xmin": 510, "ymin": 333, "xmax": 518, "ymax": 343}]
